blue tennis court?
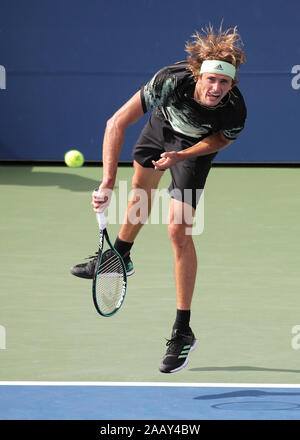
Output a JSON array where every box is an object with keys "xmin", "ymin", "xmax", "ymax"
[{"xmin": 1, "ymin": 382, "xmax": 300, "ymax": 420}]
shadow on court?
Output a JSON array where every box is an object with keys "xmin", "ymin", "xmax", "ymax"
[
  {"xmin": 194, "ymin": 389, "xmax": 300, "ymax": 400},
  {"xmin": 190, "ymin": 365, "xmax": 300, "ymax": 374},
  {"xmin": 0, "ymin": 166, "xmax": 101, "ymax": 192},
  {"xmin": 193, "ymin": 388, "xmax": 300, "ymax": 413}
]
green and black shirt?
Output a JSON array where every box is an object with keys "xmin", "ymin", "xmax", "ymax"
[{"xmin": 140, "ymin": 60, "xmax": 247, "ymax": 141}]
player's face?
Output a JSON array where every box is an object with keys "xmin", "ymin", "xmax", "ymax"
[{"xmin": 195, "ymin": 73, "xmax": 233, "ymax": 106}]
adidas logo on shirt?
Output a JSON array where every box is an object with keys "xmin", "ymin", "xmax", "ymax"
[{"xmin": 215, "ymin": 64, "xmax": 224, "ymax": 70}]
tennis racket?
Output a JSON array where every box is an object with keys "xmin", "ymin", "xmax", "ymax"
[{"xmin": 92, "ymin": 211, "xmax": 127, "ymax": 317}]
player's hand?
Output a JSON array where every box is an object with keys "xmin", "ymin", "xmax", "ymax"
[
  {"xmin": 152, "ymin": 151, "xmax": 181, "ymax": 171},
  {"xmin": 91, "ymin": 185, "xmax": 113, "ymax": 213}
]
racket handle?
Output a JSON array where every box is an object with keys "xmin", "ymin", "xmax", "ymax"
[
  {"xmin": 96, "ymin": 212, "xmax": 106, "ymax": 230},
  {"xmin": 93, "ymin": 188, "xmax": 106, "ymax": 230},
  {"xmin": 96, "ymin": 212, "xmax": 106, "ymax": 231}
]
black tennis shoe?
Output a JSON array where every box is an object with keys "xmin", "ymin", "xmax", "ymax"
[
  {"xmin": 159, "ymin": 328, "xmax": 197, "ymax": 373},
  {"xmin": 70, "ymin": 251, "xmax": 135, "ymax": 279}
]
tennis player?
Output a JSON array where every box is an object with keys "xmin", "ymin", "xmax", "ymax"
[{"xmin": 71, "ymin": 24, "xmax": 247, "ymax": 373}]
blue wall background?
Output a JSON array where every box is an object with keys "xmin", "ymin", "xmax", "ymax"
[{"xmin": 0, "ymin": 0, "xmax": 299, "ymax": 162}]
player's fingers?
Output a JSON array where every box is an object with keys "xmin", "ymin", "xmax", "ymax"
[
  {"xmin": 152, "ymin": 160, "xmax": 166, "ymax": 171},
  {"xmin": 94, "ymin": 199, "xmax": 109, "ymax": 213},
  {"xmin": 153, "ymin": 156, "xmax": 167, "ymax": 165},
  {"xmin": 92, "ymin": 200, "xmax": 108, "ymax": 213},
  {"xmin": 93, "ymin": 205, "xmax": 106, "ymax": 213},
  {"xmin": 92, "ymin": 189, "xmax": 103, "ymax": 199},
  {"xmin": 92, "ymin": 188, "xmax": 111, "ymax": 201},
  {"xmin": 92, "ymin": 195, "xmax": 108, "ymax": 206}
]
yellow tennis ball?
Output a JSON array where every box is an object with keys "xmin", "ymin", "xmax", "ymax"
[{"xmin": 64, "ymin": 150, "xmax": 84, "ymax": 168}]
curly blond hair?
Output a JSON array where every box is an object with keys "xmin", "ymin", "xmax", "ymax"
[{"xmin": 185, "ymin": 24, "xmax": 246, "ymax": 85}]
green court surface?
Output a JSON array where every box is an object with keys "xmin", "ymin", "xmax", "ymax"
[{"xmin": 1, "ymin": 165, "xmax": 300, "ymax": 384}]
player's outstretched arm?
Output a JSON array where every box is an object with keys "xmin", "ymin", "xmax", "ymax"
[{"xmin": 93, "ymin": 91, "xmax": 144, "ymax": 212}]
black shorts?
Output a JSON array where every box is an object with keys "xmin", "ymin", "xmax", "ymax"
[{"xmin": 132, "ymin": 112, "xmax": 217, "ymax": 209}]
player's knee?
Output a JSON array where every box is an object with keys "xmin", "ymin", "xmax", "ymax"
[
  {"xmin": 168, "ymin": 222, "xmax": 191, "ymax": 249},
  {"xmin": 131, "ymin": 178, "xmax": 146, "ymax": 191},
  {"xmin": 131, "ymin": 175, "xmax": 155, "ymax": 194}
]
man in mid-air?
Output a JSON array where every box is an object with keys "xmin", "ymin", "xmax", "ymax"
[{"xmin": 71, "ymin": 24, "xmax": 247, "ymax": 374}]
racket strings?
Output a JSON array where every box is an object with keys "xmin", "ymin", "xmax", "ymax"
[
  {"xmin": 98, "ymin": 250, "xmax": 124, "ymax": 275},
  {"xmin": 95, "ymin": 248, "xmax": 126, "ymax": 316}
]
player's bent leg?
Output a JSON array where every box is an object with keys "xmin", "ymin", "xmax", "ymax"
[
  {"xmin": 70, "ymin": 161, "xmax": 163, "ymax": 279},
  {"xmin": 118, "ymin": 160, "xmax": 164, "ymax": 243},
  {"xmin": 110, "ymin": 161, "xmax": 164, "ymax": 276}
]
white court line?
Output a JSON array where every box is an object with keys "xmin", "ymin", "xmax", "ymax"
[{"xmin": 0, "ymin": 381, "xmax": 300, "ymax": 388}]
